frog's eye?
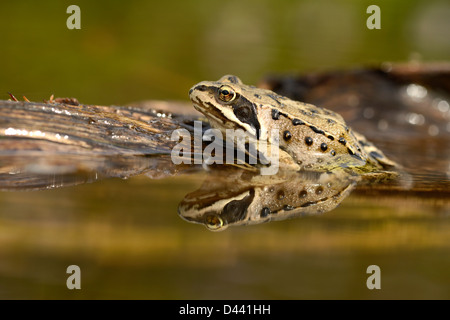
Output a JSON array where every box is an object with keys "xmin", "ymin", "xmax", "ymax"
[
  {"xmin": 205, "ymin": 214, "xmax": 225, "ymax": 231},
  {"xmin": 218, "ymin": 85, "xmax": 236, "ymax": 103}
]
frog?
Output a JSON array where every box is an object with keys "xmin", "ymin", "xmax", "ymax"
[
  {"xmin": 189, "ymin": 75, "xmax": 399, "ymax": 174},
  {"xmin": 179, "ymin": 168, "xmax": 358, "ymax": 231}
]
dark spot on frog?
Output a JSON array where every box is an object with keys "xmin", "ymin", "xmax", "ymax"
[
  {"xmin": 260, "ymin": 207, "xmax": 270, "ymax": 218},
  {"xmin": 272, "ymin": 108, "xmax": 288, "ymax": 120},
  {"xmin": 272, "ymin": 109, "xmax": 280, "ymax": 120},
  {"xmin": 283, "ymin": 205, "xmax": 294, "ymax": 211},
  {"xmin": 231, "ymin": 96, "xmax": 261, "ymax": 139},
  {"xmin": 299, "ymin": 190, "xmax": 308, "ymax": 198},
  {"xmin": 301, "ymin": 201, "xmax": 315, "ymax": 208},
  {"xmin": 370, "ymin": 151, "xmax": 383, "ymax": 159},
  {"xmin": 234, "ymin": 106, "xmax": 252, "ymax": 119},
  {"xmin": 315, "ymin": 186, "xmax": 324, "ymax": 195},
  {"xmin": 359, "ymin": 140, "xmax": 370, "ymax": 147},
  {"xmin": 254, "ymin": 94, "xmax": 261, "ymax": 99},
  {"xmin": 327, "ymin": 135, "xmax": 334, "ymax": 140},
  {"xmin": 326, "ymin": 118, "xmax": 336, "ymax": 125},
  {"xmin": 320, "ymin": 143, "xmax": 328, "ymax": 151},
  {"xmin": 338, "ymin": 137, "xmax": 346, "ymax": 145},
  {"xmin": 299, "ymin": 109, "xmax": 311, "ymax": 117},
  {"xmin": 330, "ymin": 150, "xmax": 336, "ymax": 156},
  {"xmin": 267, "ymin": 93, "xmax": 282, "ymax": 105},
  {"xmin": 221, "ymin": 189, "xmax": 255, "ymax": 222},
  {"xmin": 226, "ymin": 75, "xmax": 240, "ymax": 84},
  {"xmin": 277, "ymin": 190, "xmax": 285, "ymax": 200},
  {"xmin": 292, "ymin": 118, "xmax": 304, "ymax": 126},
  {"xmin": 193, "ymin": 84, "xmax": 209, "ymax": 92},
  {"xmin": 347, "ymin": 147, "xmax": 355, "ymax": 155},
  {"xmin": 283, "ymin": 130, "xmax": 292, "ymax": 141},
  {"xmin": 309, "ymin": 125, "xmax": 325, "ymax": 135},
  {"xmin": 305, "ymin": 136, "xmax": 313, "ymax": 146}
]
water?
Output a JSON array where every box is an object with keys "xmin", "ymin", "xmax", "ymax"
[{"xmin": 0, "ymin": 171, "xmax": 448, "ymax": 299}]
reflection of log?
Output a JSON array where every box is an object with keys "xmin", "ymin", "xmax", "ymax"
[{"xmin": 0, "ymin": 100, "xmax": 201, "ymax": 189}]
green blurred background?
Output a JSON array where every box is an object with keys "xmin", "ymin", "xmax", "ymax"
[
  {"xmin": 1, "ymin": 0, "xmax": 449, "ymax": 104},
  {"xmin": 0, "ymin": 0, "xmax": 449, "ymax": 299}
]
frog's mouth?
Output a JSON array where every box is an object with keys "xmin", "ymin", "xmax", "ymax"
[
  {"xmin": 191, "ymin": 96, "xmax": 245, "ymax": 132},
  {"xmin": 191, "ymin": 96, "xmax": 222, "ymax": 121}
]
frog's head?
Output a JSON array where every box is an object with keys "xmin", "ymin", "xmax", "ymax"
[{"xmin": 189, "ymin": 75, "xmax": 266, "ymax": 139}]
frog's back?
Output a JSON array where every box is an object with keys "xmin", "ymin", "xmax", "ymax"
[
  {"xmin": 238, "ymin": 81, "xmax": 397, "ymax": 172},
  {"xmin": 258, "ymin": 97, "xmax": 390, "ymax": 172}
]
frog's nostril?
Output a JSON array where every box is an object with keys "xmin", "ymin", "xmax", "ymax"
[{"xmin": 189, "ymin": 84, "xmax": 210, "ymax": 96}]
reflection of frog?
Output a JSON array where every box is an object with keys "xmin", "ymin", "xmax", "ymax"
[
  {"xmin": 179, "ymin": 168, "xmax": 358, "ymax": 231},
  {"xmin": 189, "ymin": 75, "xmax": 398, "ymax": 173}
]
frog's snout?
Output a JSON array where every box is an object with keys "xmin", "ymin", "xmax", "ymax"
[{"xmin": 189, "ymin": 82, "xmax": 211, "ymax": 105}]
